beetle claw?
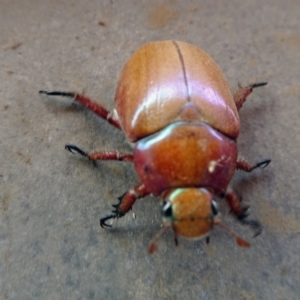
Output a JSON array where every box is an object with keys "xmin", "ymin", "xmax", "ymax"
[
  {"xmin": 100, "ymin": 214, "xmax": 117, "ymax": 228},
  {"xmin": 249, "ymin": 82, "xmax": 268, "ymax": 89},
  {"xmin": 65, "ymin": 144, "xmax": 88, "ymax": 157},
  {"xmin": 118, "ymin": 193, "xmax": 126, "ymax": 201},
  {"xmin": 111, "ymin": 201, "xmax": 125, "ymax": 217},
  {"xmin": 238, "ymin": 212, "xmax": 249, "ymax": 220},
  {"xmin": 255, "ymin": 159, "xmax": 271, "ymax": 170},
  {"xmin": 242, "ymin": 205, "xmax": 250, "ymax": 213},
  {"xmin": 100, "ymin": 201, "xmax": 125, "ymax": 228},
  {"xmin": 39, "ymin": 90, "xmax": 75, "ymax": 98},
  {"xmin": 239, "ymin": 218, "xmax": 262, "ymax": 237}
]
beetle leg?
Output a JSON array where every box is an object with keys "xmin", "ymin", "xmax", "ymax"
[
  {"xmin": 65, "ymin": 144, "xmax": 133, "ymax": 162},
  {"xmin": 224, "ymin": 188, "xmax": 262, "ymax": 236},
  {"xmin": 234, "ymin": 82, "xmax": 267, "ymax": 110},
  {"xmin": 39, "ymin": 90, "xmax": 121, "ymax": 129},
  {"xmin": 100, "ymin": 183, "xmax": 149, "ymax": 228},
  {"xmin": 236, "ymin": 158, "xmax": 271, "ymax": 172}
]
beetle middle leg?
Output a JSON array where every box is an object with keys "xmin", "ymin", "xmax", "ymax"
[
  {"xmin": 65, "ymin": 144, "xmax": 133, "ymax": 162},
  {"xmin": 224, "ymin": 187, "xmax": 262, "ymax": 237},
  {"xmin": 39, "ymin": 90, "xmax": 121, "ymax": 129},
  {"xmin": 236, "ymin": 158, "xmax": 271, "ymax": 172},
  {"xmin": 234, "ymin": 82, "xmax": 267, "ymax": 110},
  {"xmin": 100, "ymin": 183, "xmax": 149, "ymax": 228}
]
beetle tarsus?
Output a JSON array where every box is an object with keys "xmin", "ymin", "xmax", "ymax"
[
  {"xmin": 100, "ymin": 200, "xmax": 125, "ymax": 228},
  {"xmin": 39, "ymin": 90, "xmax": 75, "ymax": 98},
  {"xmin": 117, "ymin": 193, "xmax": 126, "ymax": 202},
  {"xmin": 236, "ymin": 158, "xmax": 271, "ymax": 172},
  {"xmin": 250, "ymin": 82, "xmax": 268, "ymax": 89},
  {"xmin": 237, "ymin": 210, "xmax": 249, "ymax": 220},
  {"xmin": 225, "ymin": 188, "xmax": 263, "ymax": 236},
  {"xmin": 239, "ymin": 218, "xmax": 262, "ymax": 237},
  {"xmin": 242, "ymin": 205, "xmax": 250, "ymax": 213},
  {"xmin": 254, "ymin": 159, "xmax": 271, "ymax": 170},
  {"xmin": 234, "ymin": 82, "xmax": 268, "ymax": 110},
  {"xmin": 65, "ymin": 144, "xmax": 88, "ymax": 157},
  {"xmin": 111, "ymin": 200, "xmax": 125, "ymax": 217},
  {"xmin": 40, "ymin": 89, "xmax": 122, "ymax": 130},
  {"xmin": 111, "ymin": 204, "xmax": 121, "ymax": 215}
]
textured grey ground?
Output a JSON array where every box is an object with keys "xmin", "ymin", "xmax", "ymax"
[{"xmin": 1, "ymin": 0, "xmax": 300, "ymax": 299}]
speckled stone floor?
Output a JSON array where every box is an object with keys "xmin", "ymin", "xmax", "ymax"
[{"xmin": 1, "ymin": 1, "xmax": 299, "ymax": 299}]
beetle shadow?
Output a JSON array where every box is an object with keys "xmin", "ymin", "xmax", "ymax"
[
  {"xmin": 236, "ymin": 86, "xmax": 275, "ymax": 147},
  {"xmin": 231, "ymin": 170, "xmax": 274, "ymax": 204},
  {"xmin": 41, "ymin": 93, "xmax": 82, "ymax": 113}
]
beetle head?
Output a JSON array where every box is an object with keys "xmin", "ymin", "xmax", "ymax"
[
  {"xmin": 148, "ymin": 188, "xmax": 250, "ymax": 253},
  {"xmin": 161, "ymin": 188, "xmax": 217, "ymax": 239}
]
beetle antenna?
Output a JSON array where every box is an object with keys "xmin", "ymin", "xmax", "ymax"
[
  {"xmin": 214, "ymin": 220, "xmax": 250, "ymax": 247},
  {"xmin": 148, "ymin": 223, "xmax": 172, "ymax": 254}
]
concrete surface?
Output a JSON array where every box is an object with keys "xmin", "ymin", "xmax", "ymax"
[{"xmin": 1, "ymin": 0, "xmax": 300, "ymax": 299}]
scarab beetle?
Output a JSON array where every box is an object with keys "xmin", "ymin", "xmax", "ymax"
[{"xmin": 40, "ymin": 40, "xmax": 270, "ymax": 253}]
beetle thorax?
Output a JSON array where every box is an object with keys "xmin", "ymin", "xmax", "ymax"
[{"xmin": 133, "ymin": 122, "xmax": 237, "ymax": 196}]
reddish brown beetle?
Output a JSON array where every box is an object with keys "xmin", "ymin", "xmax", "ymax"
[{"xmin": 40, "ymin": 40, "xmax": 270, "ymax": 252}]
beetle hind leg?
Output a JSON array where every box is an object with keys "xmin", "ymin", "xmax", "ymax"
[
  {"xmin": 39, "ymin": 90, "xmax": 121, "ymax": 129},
  {"xmin": 234, "ymin": 82, "xmax": 267, "ymax": 110},
  {"xmin": 100, "ymin": 183, "xmax": 149, "ymax": 228},
  {"xmin": 224, "ymin": 187, "xmax": 262, "ymax": 237}
]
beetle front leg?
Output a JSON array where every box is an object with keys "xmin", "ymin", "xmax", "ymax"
[
  {"xmin": 236, "ymin": 158, "xmax": 271, "ymax": 172},
  {"xmin": 39, "ymin": 90, "xmax": 121, "ymax": 129},
  {"xmin": 65, "ymin": 144, "xmax": 133, "ymax": 162},
  {"xmin": 100, "ymin": 183, "xmax": 150, "ymax": 228},
  {"xmin": 234, "ymin": 82, "xmax": 267, "ymax": 110},
  {"xmin": 224, "ymin": 187, "xmax": 262, "ymax": 237}
]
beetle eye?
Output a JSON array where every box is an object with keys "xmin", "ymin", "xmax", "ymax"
[
  {"xmin": 211, "ymin": 200, "xmax": 219, "ymax": 216},
  {"xmin": 161, "ymin": 201, "xmax": 173, "ymax": 218}
]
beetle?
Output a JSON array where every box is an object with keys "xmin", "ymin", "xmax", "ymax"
[{"xmin": 40, "ymin": 40, "xmax": 270, "ymax": 253}]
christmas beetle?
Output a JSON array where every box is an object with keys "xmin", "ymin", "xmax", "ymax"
[{"xmin": 40, "ymin": 40, "xmax": 270, "ymax": 253}]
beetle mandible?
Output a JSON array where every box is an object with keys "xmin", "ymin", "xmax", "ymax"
[{"xmin": 40, "ymin": 40, "xmax": 270, "ymax": 253}]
